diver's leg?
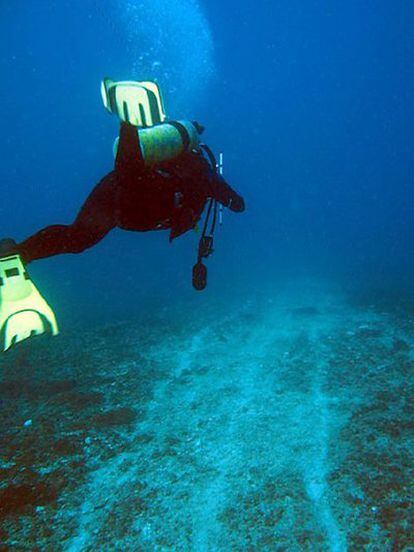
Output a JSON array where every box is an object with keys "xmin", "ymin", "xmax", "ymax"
[
  {"xmin": 17, "ymin": 173, "xmax": 118, "ymax": 263},
  {"xmin": 115, "ymin": 122, "xmax": 145, "ymax": 177}
]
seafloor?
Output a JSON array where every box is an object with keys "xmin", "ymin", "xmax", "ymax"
[{"xmin": 1, "ymin": 279, "xmax": 414, "ymax": 551}]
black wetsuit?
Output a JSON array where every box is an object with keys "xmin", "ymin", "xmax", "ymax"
[{"xmin": 15, "ymin": 123, "xmax": 245, "ymax": 285}]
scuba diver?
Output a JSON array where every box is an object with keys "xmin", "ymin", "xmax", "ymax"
[{"xmin": 0, "ymin": 79, "xmax": 245, "ymax": 352}]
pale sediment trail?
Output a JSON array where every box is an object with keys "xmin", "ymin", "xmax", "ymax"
[
  {"xmin": 65, "ymin": 284, "xmax": 352, "ymax": 550},
  {"xmin": 223, "ymin": 290, "xmax": 349, "ymax": 551},
  {"xmin": 63, "ymin": 318, "xmax": 232, "ymax": 552},
  {"xmin": 302, "ymin": 379, "xmax": 347, "ymax": 552},
  {"xmin": 188, "ymin": 314, "xmax": 284, "ymax": 551},
  {"xmin": 63, "ymin": 303, "xmax": 268, "ymax": 551},
  {"xmin": 64, "ymin": 450, "xmax": 136, "ymax": 552},
  {"xmin": 293, "ymin": 305, "xmax": 348, "ymax": 552},
  {"xmin": 187, "ymin": 297, "xmax": 348, "ymax": 551}
]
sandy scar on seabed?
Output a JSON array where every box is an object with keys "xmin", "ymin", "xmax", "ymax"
[
  {"xmin": 63, "ymin": 327, "xmax": 209, "ymax": 551},
  {"xmin": 303, "ymin": 376, "xmax": 347, "ymax": 552},
  {"xmin": 189, "ymin": 319, "xmax": 280, "ymax": 550},
  {"xmin": 64, "ymin": 451, "xmax": 133, "ymax": 552},
  {"xmin": 65, "ymin": 293, "xmax": 349, "ymax": 550}
]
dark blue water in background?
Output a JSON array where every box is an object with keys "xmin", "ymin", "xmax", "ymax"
[{"xmin": 1, "ymin": 0, "xmax": 413, "ymax": 326}]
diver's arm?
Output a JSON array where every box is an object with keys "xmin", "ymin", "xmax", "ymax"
[{"xmin": 209, "ymin": 174, "xmax": 245, "ymax": 212}]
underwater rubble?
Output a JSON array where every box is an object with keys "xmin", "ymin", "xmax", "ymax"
[{"xmin": 1, "ymin": 284, "xmax": 414, "ymax": 550}]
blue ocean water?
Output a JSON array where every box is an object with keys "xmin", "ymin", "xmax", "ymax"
[{"xmin": 1, "ymin": 1, "xmax": 414, "ymax": 549}]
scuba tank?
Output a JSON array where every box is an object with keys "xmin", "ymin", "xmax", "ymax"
[{"xmin": 113, "ymin": 120, "xmax": 201, "ymax": 166}]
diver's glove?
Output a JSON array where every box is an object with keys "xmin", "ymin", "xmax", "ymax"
[
  {"xmin": 229, "ymin": 195, "xmax": 245, "ymax": 212},
  {"xmin": 0, "ymin": 253, "xmax": 58, "ymax": 352}
]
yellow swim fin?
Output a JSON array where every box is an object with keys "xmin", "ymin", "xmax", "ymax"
[
  {"xmin": 101, "ymin": 77, "xmax": 166, "ymax": 127},
  {"xmin": 0, "ymin": 255, "xmax": 59, "ymax": 352}
]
